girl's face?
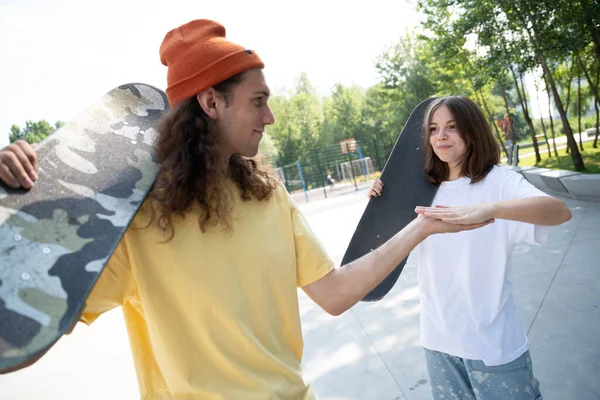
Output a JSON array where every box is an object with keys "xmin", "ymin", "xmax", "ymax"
[{"xmin": 429, "ymin": 105, "xmax": 467, "ymax": 171}]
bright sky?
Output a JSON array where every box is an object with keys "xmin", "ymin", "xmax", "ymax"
[{"xmin": 0, "ymin": 0, "xmax": 423, "ymax": 147}]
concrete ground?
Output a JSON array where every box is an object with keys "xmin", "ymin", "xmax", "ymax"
[
  {"xmin": 1, "ymin": 187, "xmax": 598, "ymax": 399},
  {"xmin": 300, "ymin": 189, "xmax": 600, "ymax": 400}
]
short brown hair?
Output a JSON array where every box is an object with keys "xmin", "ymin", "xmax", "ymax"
[{"xmin": 422, "ymin": 96, "xmax": 500, "ymax": 185}]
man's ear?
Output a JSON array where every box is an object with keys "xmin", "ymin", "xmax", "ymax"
[{"xmin": 196, "ymin": 88, "xmax": 220, "ymax": 119}]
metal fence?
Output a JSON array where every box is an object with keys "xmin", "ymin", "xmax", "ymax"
[{"xmin": 275, "ymin": 139, "xmax": 380, "ymax": 202}]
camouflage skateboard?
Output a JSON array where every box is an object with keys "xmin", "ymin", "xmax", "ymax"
[
  {"xmin": 341, "ymin": 98, "xmax": 438, "ymax": 301},
  {"xmin": 0, "ymin": 83, "xmax": 169, "ymax": 373}
]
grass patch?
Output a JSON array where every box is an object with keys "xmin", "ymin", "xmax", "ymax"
[{"xmin": 518, "ymin": 140, "xmax": 600, "ymax": 174}]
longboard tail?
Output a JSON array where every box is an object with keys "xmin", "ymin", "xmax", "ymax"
[
  {"xmin": 0, "ymin": 83, "xmax": 169, "ymax": 372},
  {"xmin": 341, "ymin": 98, "xmax": 438, "ymax": 302}
]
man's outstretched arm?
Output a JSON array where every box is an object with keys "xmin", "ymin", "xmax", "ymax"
[{"xmin": 303, "ymin": 215, "xmax": 492, "ymax": 316}]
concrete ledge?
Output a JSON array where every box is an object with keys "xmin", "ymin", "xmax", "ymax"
[
  {"xmin": 585, "ymin": 128, "xmax": 599, "ymax": 138},
  {"xmin": 539, "ymin": 170, "xmax": 581, "ymax": 194},
  {"xmin": 511, "ymin": 166, "xmax": 600, "ymax": 201},
  {"xmin": 520, "ymin": 167, "xmax": 553, "ymax": 191},
  {"xmin": 558, "ymin": 174, "xmax": 600, "ymax": 199}
]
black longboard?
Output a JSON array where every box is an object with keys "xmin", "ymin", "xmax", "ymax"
[
  {"xmin": 0, "ymin": 83, "xmax": 169, "ymax": 373},
  {"xmin": 341, "ymin": 98, "xmax": 438, "ymax": 301}
]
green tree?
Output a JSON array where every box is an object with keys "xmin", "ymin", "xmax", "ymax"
[
  {"xmin": 322, "ymin": 83, "xmax": 364, "ymax": 143},
  {"xmin": 359, "ymin": 84, "xmax": 397, "ymax": 166},
  {"xmin": 376, "ymin": 32, "xmax": 436, "ymax": 119},
  {"xmin": 258, "ymin": 132, "xmax": 278, "ymax": 166},
  {"xmin": 266, "ymin": 73, "xmax": 323, "ymax": 166},
  {"xmin": 372, "ymin": 31, "xmax": 437, "ymax": 161},
  {"xmin": 9, "ymin": 120, "xmax": 64, "ymax": 144},
  {"xmin": 497, "ymin": 0, "xmax": 585, "ymax": 170},
  {"xmin": 419, "ymin": 0, "xmax": 588, "ymax": 170}
]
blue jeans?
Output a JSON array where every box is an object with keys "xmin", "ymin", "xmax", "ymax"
[{"xmin": 424, "ymin": 348, "xmax": 543, "ymax": 400}]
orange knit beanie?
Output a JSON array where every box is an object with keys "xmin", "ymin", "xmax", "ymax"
[{"xmin": 159, "ymin": 19, "xmax": 264, "ymax": 106}]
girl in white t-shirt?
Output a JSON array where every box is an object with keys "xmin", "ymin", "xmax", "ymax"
[{"xmin": 369, "ymin": 96, "xmax": 571, "ymax": 400}]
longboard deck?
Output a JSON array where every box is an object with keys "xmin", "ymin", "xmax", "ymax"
[
  {"xmin": 0, "ymin": 83, "xmax": 168, "ymax": 372},
  {"xmin": 341, "ymin": 98, "xmax": 438, "ymax": 301}
]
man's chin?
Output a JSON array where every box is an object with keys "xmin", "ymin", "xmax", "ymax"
[{"xmin": 239, "ymin": 148, "xmax": 260, "ymax": 158}]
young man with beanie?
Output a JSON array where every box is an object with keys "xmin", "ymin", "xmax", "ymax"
[{"xmin": 0, "ymin": 19, "xmax": 490, "ymax": 399}]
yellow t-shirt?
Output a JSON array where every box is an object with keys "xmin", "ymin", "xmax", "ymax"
[{"xmin": 81, "ymin": 184, "xmax": 334, "ymax": 399}]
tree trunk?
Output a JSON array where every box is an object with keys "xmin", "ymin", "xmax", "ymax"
[
  {"xmin": 525, "ymin": 15, "xmax": 585, "ymax": 171},
  {"xmin": 595, "ymin": 96, "xmax": 599, "ymax": 148},
  {"xmin": 576, "ymin": 53, "xmax": 600, "ymax": 106},
  {"xmin": 564, "ymin": 58, "xmax": 576, "ymax": 154},
  {"xmin": 594, "ymin": 65, "xmax": 600, "ymax": 149},
  {"xmin": 498, "ymin": 78, "xmax": 516, "ymax": 143},
  {"xmin": 578, "ymin": 65, "xmax": 584, "ymax": 151},
  {"xmin": 510, "ymin": 65, "xmax": 541, "ymax": 162},
  {"xmin": 477, "ymin": 90, "xmax": 509, "ymax": 158},
  {"xmin": 534, "ymin": 77, "xmax": 552, "ymax": 157},
  {"xmin": 544, "ymin": 74, "xmax": 559, "ymax": 156},
  {"xmin": 564, "ymin": 57, "xmax": 575, "ymax": 116}
]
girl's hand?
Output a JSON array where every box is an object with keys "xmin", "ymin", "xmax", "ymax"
[
  {"xmin": 415, "ymin": 204, "xmax": 496, "ymax": 225},
  {"xmin": 368, "ymin": 178, "xmax": 384, "ymax": 198}
]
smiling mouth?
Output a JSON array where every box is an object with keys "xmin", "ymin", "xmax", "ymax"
[{"xmin": 437, "ymin": 145, "xmax": 451, "ymax": 150}]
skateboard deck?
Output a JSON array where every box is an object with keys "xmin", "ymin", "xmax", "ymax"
[
  {"xmin": 341, "ymin": 98, "xmax": 438, "ymax": 301},
  {"xmin": 0, "ymin": 83, "xmax": 169, "ymax": 372}
]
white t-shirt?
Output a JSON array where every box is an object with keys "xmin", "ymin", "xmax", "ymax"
[{"xmin": 418, "ymin": 166, "xmax": 550, "ymax": 366}]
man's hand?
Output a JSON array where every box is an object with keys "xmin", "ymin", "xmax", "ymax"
[
  {"xmin": 0, "ymin": 140, "xmax": 38, "ymax": 189},
  {"xmin": 415, "ymin": 204, "xmax": 495, "ymax": 226},
  {"xmin": 415, "ymin": 213, "xmax": 494, "ymax": 234},
  {"xmin": 302, "ymin": 213, "xmax": 493, "ymax": 316}
]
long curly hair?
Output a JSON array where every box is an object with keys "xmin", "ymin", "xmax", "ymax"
[{"xmin": 149, "ymin": 73, "xmax": 279, "ymax": 239}]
